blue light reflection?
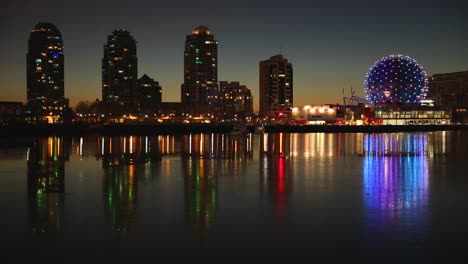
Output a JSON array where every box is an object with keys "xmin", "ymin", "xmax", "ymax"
[
  {"xmin": 363, "ymin": 156, "xmax": 429, "ymax": 233},
  {"xmin": 363, "ymin": 134, "xmax": 429, "ymax": 231},
  {"xmin": 362, "ymin": 133, "xmax": 428, "ymax": 157}
]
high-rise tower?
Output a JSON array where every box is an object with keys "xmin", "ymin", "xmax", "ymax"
[
  {"xmin": 259, "ymin": 54, "xmax": 293, "ymax": 118},
  {"xmin": 26, "ymin": 22, "xmax": 68, "ymax": 122},
  {"xmin": 181, "ymin": 26, "xmax": 218, "ymax": 116},
  {"xmin": 102, "ymin": 29, "xmax": 138, "ymax": 116}
]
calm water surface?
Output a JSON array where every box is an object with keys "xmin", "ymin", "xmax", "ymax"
[{"xmin": 1, "ymin": 131, "xmax": 468, "ymax": 261}]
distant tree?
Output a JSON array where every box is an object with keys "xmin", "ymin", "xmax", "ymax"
[
  {"xmin": 62, "ymin": 107, "xmax": 74, "ymax": 124},
  {"xmin": 74, "ymin": 100, "xmax": 92, "ymax": 114},
  {"xmin": 75, "ymin": 100, "xmax": 99, "ymax": 114}
]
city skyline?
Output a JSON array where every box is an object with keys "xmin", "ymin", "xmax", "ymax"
[{"xmin": 2, "ymin": 0, "xmax": 467, "ymax": 112}]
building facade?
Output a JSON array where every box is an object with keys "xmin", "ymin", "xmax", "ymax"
[
  {"xmin": 26, "ymin": 22, "xmax": 69, "ymax": 123},
  {"xmin": 291, "ymin": 104, "xmax": 345, "ymax": 125},
  {"xmin": 102, "ymin": 29, "xmax": 138, "ymax": 117},
  {"xmin": 428, "ymin": 71, "xmax": 468, "ymax": 123},
  {"xmin": 159, "ymin": 102, "xmax": 184, "ymax": 118},
  {"xmin": 0, "ymin": 102, "xmax": 24, "ymax": 124},
  {"xmin": 373, "ymin": 105, "xmax": 451, "ymax": 125},
  {"xmin": 259, "ymin": 54, "xmax": 293, "ymax": 119},
  {"xmin": 137, "ymin": 74, "xmax": 162, "ymax": 116},
  {"xmin": 219, "ymin": 81, "xmax": 253, "ymax": 120},
  {"xmin": 181, "ymin": 26, "xmax": 218, "ymax": 116}
]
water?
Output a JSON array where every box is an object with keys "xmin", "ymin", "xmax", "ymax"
[{"xmin": 1, "ymin": 131, "xmax": 468, "ymax": 261}]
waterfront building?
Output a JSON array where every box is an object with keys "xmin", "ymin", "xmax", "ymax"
[
  {"xmin": 373, "ymin": 105, "xmax": 451, "ymax": 125},
  {"xmin": 428, "ymin": 70, "xmax": 468, "ymax": 123},
  {"xmin": 291, "ymin": 104, "xmax": 345, "ymax": 125},
  {"xmin": 181, "ymin": 26, "xmax": 219, "ymax": 117},
  {"xmin": 361, "ymin": 54, "xmax": 454, "ymax": 125},
  {"xmin": 0, "ymin": 101, "xmax": 24, "ymax": 124},
  {"xmin": 290, "ymin": 103, "xmax": 451, "ymax": 126},
  {"xmin": 26, "ymin": 22, "xmax": 69, "ymax": 123},
  {"xmin": 102, "ymin": 29, "xmax": 138, "ymax": 117},
  {"xmin": 159, "ymin": 102, "xmax": 184, "ymax": 118},
  {"xmin": 259, "ymin": 54, "xmax": 293, "ymax": 119},
  {"xmin": 218, "ymin": 81, "xmax": 253, "ymax": 120},
  {"xmin": 137, "ymin": 74, "xmax": 162, "ymax": 117}
]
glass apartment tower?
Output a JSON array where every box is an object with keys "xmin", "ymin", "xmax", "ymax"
[
  {"xmin": 181, "ymin": 26, "xmax": 218, "ymax": 116},
  {"xmin": 26, "ymin": 22, "xmax": 69, "ymax": 122},
  {"xmin": 102, "ymin": 29, "xmax": 138, "ymax": 116}
]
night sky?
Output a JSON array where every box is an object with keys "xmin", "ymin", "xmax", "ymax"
[{"xmin": 2, "ymin": 0, "xmax": 467, "ymax": 111}]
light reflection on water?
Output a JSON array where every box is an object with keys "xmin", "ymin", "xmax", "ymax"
[
  {"xmin": 362, "ymin": 133, "xmax": 429, "ymax": 157},
  {"xmin": 259, "ymin": 154, "xmax": 293, "ymax": 242},
  {"xmin": 2, "ymin": 131, "xmax": 468, "ymax": 258},
  {"xmin": 182, "ymin": 133, "xmax": 253, "ymax": 159},
  {"xmin": 27, "ymin": 137, "xmax": 67, "ymax": 236},
  {"xmin": 290, "ymin": 132, "xmax": 365, "ymax": 158},
  {"xmin": 363, "ymin": 156, "xmax": 429, "ymax": 230},
  {"xmin": 182, "ymin": 158, "xmax": 217, "ymax": 237},
  {"xmin": 103, "ymin": 164, "xmax": 138, "ymax": 234},
  {"xmin": 361, "ymin": 133, "xmax": 431, "ymax": 238}
]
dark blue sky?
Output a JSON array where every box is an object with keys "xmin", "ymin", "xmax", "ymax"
[{"xmin": 2, "ymin": 0, "xmax": 467, "ymax": 111}]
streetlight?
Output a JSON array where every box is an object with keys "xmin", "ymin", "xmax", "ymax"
[{"xmin": 291, "ymin": 107, "xmax": 299, "ymax": 125}]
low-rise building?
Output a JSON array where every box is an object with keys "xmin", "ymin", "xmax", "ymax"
[
  {"xmin": 291, "ymin": 104, "xmax": 345, "ymax": 125},
  {"xmin": 373, "ymin": 105, "xmax": 451, "ymax": 125},
  {"xmin": 0, "ymin": 101, "xmax": 24, "ymax": 124}
]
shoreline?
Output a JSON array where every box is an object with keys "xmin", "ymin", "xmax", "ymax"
[
  {"xmin": 0, "ymin": 123, "xmax": 467, "ymax": 136},
  {"xmin": 264, "ymin": 124, "xmax": 468, "ymax": 133}
]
